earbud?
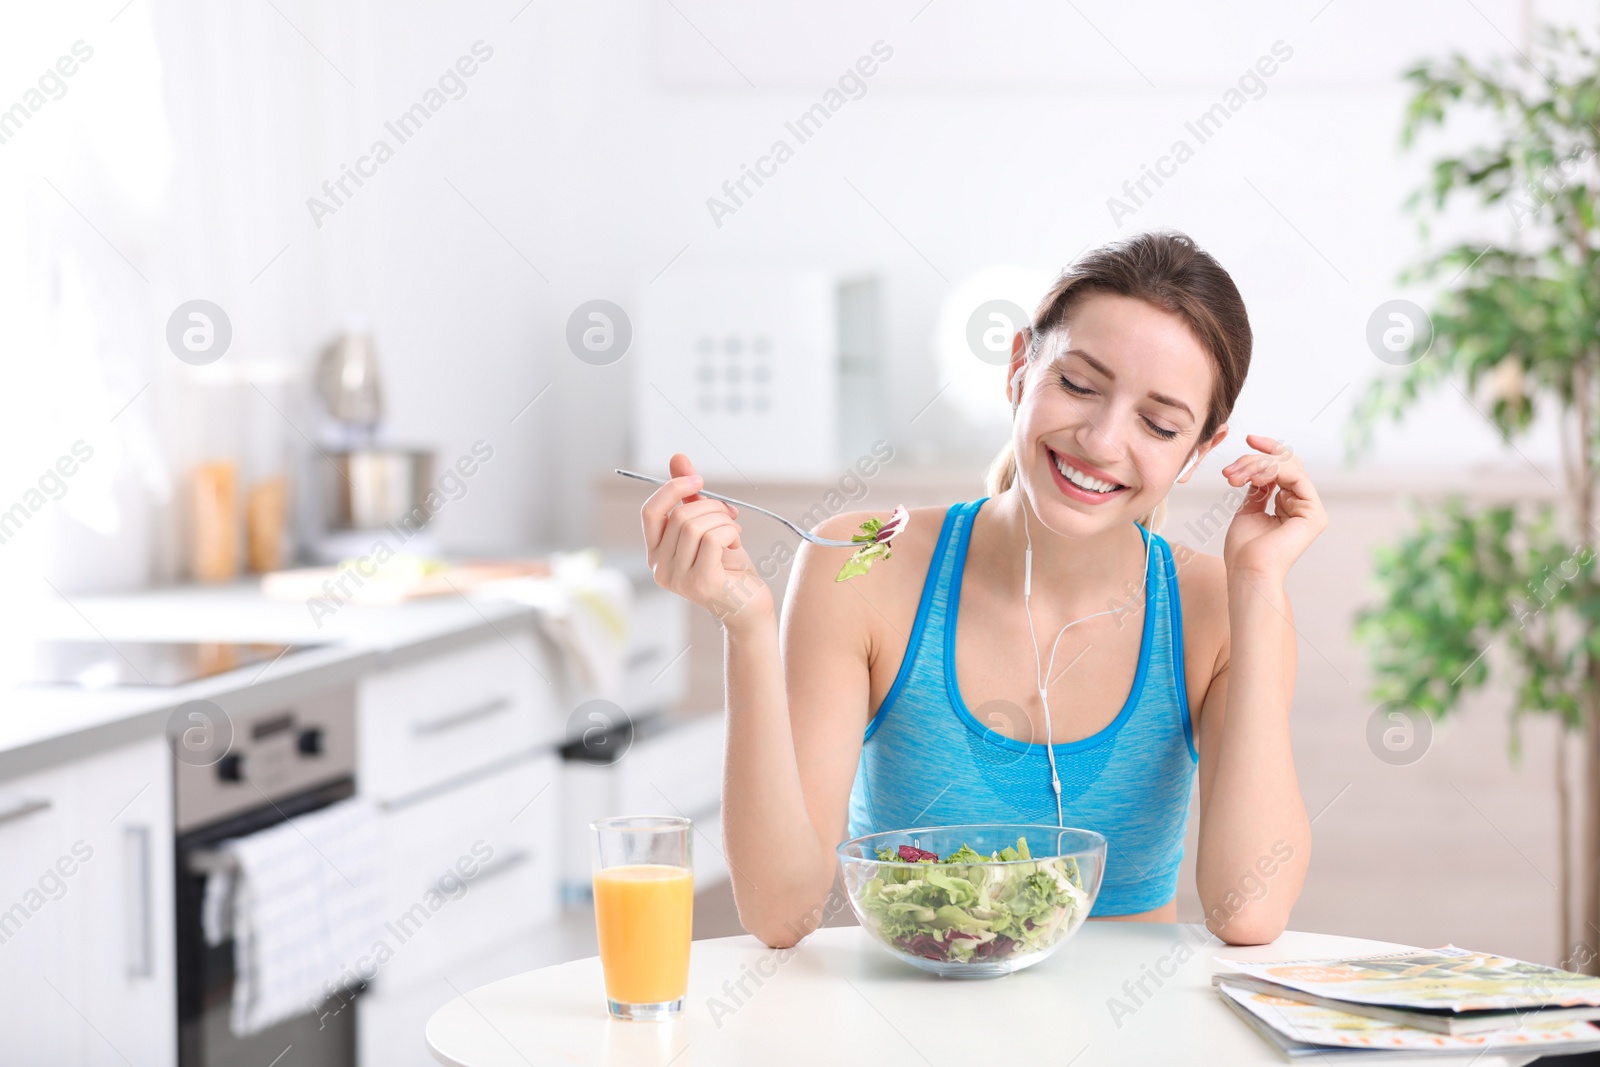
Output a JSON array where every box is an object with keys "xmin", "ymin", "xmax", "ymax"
[
  {"xmin": 1174, "ymin": 449, "xmax": 1199, "ymax": 484},
  {"xmin": 1010, "ymin": 366, "xmax": 1026, "ymax": 418}
]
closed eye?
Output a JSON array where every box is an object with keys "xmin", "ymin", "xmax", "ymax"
[
  {"xmin": 1057, "ymin": 373, "xmax": 1094, "ymax": 397},
  {"xmin": 1058, "ymin": 373, "xmax": 1181, "ymax": 441}
]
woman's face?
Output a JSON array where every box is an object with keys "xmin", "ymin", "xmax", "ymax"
[{"xmin": 1007, "ymin": 291, "xmax": 1224, "ymax": 531}]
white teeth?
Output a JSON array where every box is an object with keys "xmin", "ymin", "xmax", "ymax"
[{"xmin": 1053, "ymin": 452, "xmax": 1119, "ymax": 493}]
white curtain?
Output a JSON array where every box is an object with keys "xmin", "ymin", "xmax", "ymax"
[
  {"xmin": 0, "ymin": 4, "xmax": 171, "ymax": 602},
  {"xmin": 0, "ymin": 0, "xmax": 368, "ymax": 600}
]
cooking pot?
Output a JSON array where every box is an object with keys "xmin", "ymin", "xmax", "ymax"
[{"xmin": 324, "ymin": 448, "xmax": 436, "ymax": 530}]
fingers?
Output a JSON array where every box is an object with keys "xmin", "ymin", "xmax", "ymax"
[
  {"xmin": 1244, "ymin": 433, "xmax": 1289, "ymax": 456},
  {"xmin": 1221, "ymin": 434, "xmax": 1327, "ymax": 528},
  {"xmin": 1223, "ymin": 436, "xmax": 1285, "ymax": 517},
  {"xmin": 1234, "ymin": 479, "xmax": 1274, "ymax": 517},
  {"xmin": 1272, "ymin": 486, "xmax": 1311, "ymax": 520},
  {"xmin": 1223, "ymin": 457, "xmax": 1276, "ymax": 487},
  {"xmin": 688, "ymin": 522, "xmax": 742, "ymax": 591},
  {"xmin": 662, "ymin": 508, "xmax": 742, "ymax": 591},
  {"xmin": 1221, "ymin": 455, "xmax": 1278, "ymax": 518},
  {"xmin": 636, "ymin": 456, "xmax": 770, "ymax": 622},
  {"xmin": 1257, "ymin": 448, "xmax": 1323, "ymax": 518},
  {"xmin": 657, "ymin": 497, "xmax": 736, "ymax": 577},
  {"xmin": 1223, "ymin": 436, "xmax": 1295, "ymax": 491},
  {"xmin": 641, "ymin": 465, "xmax": 705, "ymax": 557},
  {"xmin": 1270, "ymin": 485, "xmax": 1325, "ymax": 527},
  {"xmin": 669, "ymin": 452, "xmax": 701, "ymax": 503},
  {"xmin": 1222, "ymin": 436, "xmax": 1288, "ymax": 483}
]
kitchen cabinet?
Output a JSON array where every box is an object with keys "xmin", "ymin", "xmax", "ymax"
[
  {"xmin": 369, "ymin": 750, "xmax": 562, "ymax": 995},
  {"xmin": 359, "ymin": 750, "xmax": 563, "ymax": 1067},
  {"xmin": 559, "ymin": 712, "xmax": 728, "ymax": 902},
  {"xmin": 357, "ymin": 628, "xmax": 562, "ymax": 804},
  {"xmin": 357, "ymin": 628, "xmax": 566, "ymax": 1067},
  {"xmin": 0, "ymin": 566, "xmax": 703, "ymax": 1066},
  {"xmin": 0, "ymin": 737, "xmax": 175, "ymax": 1066},
  {"xmin": 0, "ymin": 754, "xmax": 79, "ymax": 1061}
]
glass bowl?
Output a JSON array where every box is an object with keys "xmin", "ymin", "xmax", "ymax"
[{"xmin": 837, "ymin": 824, "xmax": 1106, "ymax": 979}]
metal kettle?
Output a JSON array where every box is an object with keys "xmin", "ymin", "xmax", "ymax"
[{"xmin": 315, "ymin": 330, "xmax": 383, "ymax": 434}]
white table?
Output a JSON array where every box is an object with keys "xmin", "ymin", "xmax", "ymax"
[{"xmin": 425, "ymin": 923, "xmax": 1544, "ymax": 1066}]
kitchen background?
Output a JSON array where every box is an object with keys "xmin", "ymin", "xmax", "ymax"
[{"xmin": 1, "ymin": 0, "xmax": 1593, "ymax": 1064}]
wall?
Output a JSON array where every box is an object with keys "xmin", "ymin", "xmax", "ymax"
[{"xmin": 87, "ymin": 0, "xmax": 1584, "ymax": 562}]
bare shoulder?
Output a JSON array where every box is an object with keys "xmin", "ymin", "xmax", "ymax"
[
  {"xmin": 1165, "ymin": 537, "xmax": 1231, "ymax": 682},
  {"xmin": 805, "ymin": 504, "xmax": 948, "ymax": 595},
  {"xmin": 792, "ymin": 504, "xmax": 950, "ymax": 651}
]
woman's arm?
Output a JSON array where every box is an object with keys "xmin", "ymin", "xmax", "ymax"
[
  {"xmin": 720, "ymin": 612, "xmax": 837, "ymax": 946},
  {"xmin": 1194, "ymin": 575, "xmax": 1309, "ymax": 944},
  {"xmin": 641, "ymin": 454, "xmax": 873, "ymax": 948},
  {"xmin": 1194, "ymin": 433, "xmax": 1327, "ymax": 945},
  {"xmin": 721, "ymin": 517, "xmax": 874, "ymax": 947}
]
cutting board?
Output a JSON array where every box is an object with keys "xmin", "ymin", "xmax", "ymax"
[{"xmin": 260, "ymin": 559, "xmax": 551, "ymax": 606}]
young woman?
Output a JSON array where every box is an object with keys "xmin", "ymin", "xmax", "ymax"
[{"xmin": 640, "ymin": 230, "xmax": 1326, "ymax": 947}]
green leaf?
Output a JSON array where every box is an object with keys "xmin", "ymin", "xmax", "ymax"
[{"xmin": 835, "ymin": 541, "xmax": 890, "ymax": 582}]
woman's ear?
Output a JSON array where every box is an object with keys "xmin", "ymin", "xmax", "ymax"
[
  {"xmin": 1006, "ymin": 328, "xmax": 1031, "ymax": 409},
  {"xmin": 1181, "ymin": 422, "xmax": 1230, "ymax": 483}
]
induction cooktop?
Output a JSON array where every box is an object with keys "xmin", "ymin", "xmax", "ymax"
[{"xmin": 23, "ymin": 640, "xmax": 316, "ymax": 688}]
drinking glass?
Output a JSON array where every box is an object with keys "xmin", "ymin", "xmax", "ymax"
[{"xmin": 590, "ymin": 815, "xmax": 693, "ymax": 1020}]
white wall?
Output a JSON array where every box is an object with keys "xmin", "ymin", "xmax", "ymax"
[{"xmin": 7, "ymin": 0, "xmax": 1584, "ymax": 569}]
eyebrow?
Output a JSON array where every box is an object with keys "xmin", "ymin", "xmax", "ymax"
[{"xmin": 1054, "ymin": 348, "xmax": 1196, "ymax": 420}]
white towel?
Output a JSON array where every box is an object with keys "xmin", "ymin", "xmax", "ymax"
[
  {"xmin": 200, "ymin": 865, "xmax": 234, "ymax": 947},
  {"xmin": 482, "ymin": 549, "xmax": 633, "ymax": 702},
  {"xmin": 215, "ymin": 796, "xmax": 381, "ymax": 1036}
]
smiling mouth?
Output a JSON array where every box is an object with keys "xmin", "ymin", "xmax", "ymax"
[{"xmin": 1049, "ymin": 449, "xmax": 1127, "ymax": 495}]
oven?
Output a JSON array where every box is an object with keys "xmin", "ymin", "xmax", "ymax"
[{"xmin": 173, "ymin": 683, "xmax": 361, "ymax": 1067}]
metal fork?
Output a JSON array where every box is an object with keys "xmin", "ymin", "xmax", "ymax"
[{"xmin": 613, "ymin": 469, "xmax": 860, "ymax": 547}]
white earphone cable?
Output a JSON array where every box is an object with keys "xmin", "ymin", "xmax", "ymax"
[
  {"xmin": 1009, "ymin": 359, "xmax": 1194, "ymax": 827},
  {"xmin": 1021, "ymin": 501, "xmax": 1154, "ymax": 828}
]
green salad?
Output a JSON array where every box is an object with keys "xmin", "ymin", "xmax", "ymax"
[
  {"xmin": 835, "ymin": 506, "xmax": 909, "ymax": 582},
  {"xmin": 854, "ymin": 836, "xmax": 1089, "ymax": 964}
]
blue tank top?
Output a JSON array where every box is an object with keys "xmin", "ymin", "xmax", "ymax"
[{"xmin": 845, "ymin": 497, "xmax": 1199, "ymax": 916}]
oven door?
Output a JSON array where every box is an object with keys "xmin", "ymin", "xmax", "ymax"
[{"xmin": 175, "ymin": 776, "xmax": 361, "ymax": 1067}]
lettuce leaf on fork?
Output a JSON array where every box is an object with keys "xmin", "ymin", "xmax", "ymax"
[{"xmin": 835, "ymin": 506, "xmax": 910, "ymax": 582}]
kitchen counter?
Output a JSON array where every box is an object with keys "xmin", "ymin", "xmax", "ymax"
[{"xmin": 0, "ymin": 579, "xmax": 551, "ymax": 780}]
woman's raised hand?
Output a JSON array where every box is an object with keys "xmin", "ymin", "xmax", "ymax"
[
  {"xmin": 1220, "ymin": 434, "xmax": 1328, "ymax": 585},
  {"xmin": 640, "ymin": 453, "xmax": 774, "ymax": 629}
]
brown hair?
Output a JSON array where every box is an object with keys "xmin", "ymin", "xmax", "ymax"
[{"xmin": 985, "ymin": 229, "xmax": 1252, "ymax": 531}]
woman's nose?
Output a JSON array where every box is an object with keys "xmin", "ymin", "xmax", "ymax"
[{"xmin": 1072, "ymin": 418, "xmax": 1130, "ymax": 470}]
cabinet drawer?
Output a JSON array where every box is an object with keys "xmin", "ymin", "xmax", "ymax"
[
  {"xmin": 559, "ymin": 713, "xmax": 726, "ymax": 900},
  {"xmin": 359, "ymin": 631, "xmax": 560, "ymax": 803},
  {"xmin": 371, "ymin": 751, "xmax": 560, "ymax": 994},
  {"xmin": 612, "ymin": 713, "xmax": 724, "ymax": 816},
  {"xmin": 614, "ymin": 586, "xmax": 689, "ymax": 716}
]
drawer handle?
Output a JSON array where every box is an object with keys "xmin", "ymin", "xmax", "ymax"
[
  {"xmin": 412, "ymin": 697, "xmax": 514, "ymax": 736},
  {"xmin": 125, "ymin": 826, "xmax": 153, "ymax": 978},
  {"xmin": 438, "ymin": 848, "xmax": 532, "ymax": 894},
  {"xmin": 0, "ymin": 798, "xmax": 51, "ymax": 827}
]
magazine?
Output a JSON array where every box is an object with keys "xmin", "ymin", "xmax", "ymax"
[
  {"xmin": 1218, "ymin": 983, "xmax": 1600, "ymax": 1060},
  {"xmin": 1212, "ymin": 945, "xmax": 1600, "ymax": 1036}
]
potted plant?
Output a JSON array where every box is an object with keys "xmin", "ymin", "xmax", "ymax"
[{"xmin": 1348, "ymin": 22, "xmax": 1600, "ymax": 975}]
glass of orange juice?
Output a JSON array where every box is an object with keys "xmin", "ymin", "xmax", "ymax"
[{"xmin": 590, "ymin": 815, "xmax": 694, "ymax": 1020}]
